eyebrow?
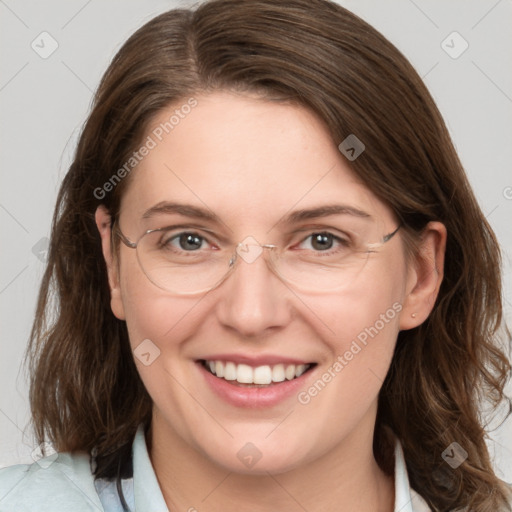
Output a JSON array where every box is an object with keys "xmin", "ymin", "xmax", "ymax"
[
  {"xmin": 141, "ymin": 201, "xmax": 371, "ymax": 224},
  {"xmin": 142, "ymin": 202, "xmax": 220, "ymax": 222},
  {"xmin": 280, "ymin": 204, "xmax": 371, "ymax": 224}
]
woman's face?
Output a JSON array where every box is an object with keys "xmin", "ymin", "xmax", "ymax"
[{"xmin": 99, "ymin": 91, "xmax": 426, "ymax": 474}]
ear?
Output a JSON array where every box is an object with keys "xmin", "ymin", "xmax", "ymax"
[
  {"xmin": 95, "ymin": 206, "xmax": 126, "ymax": 320},
  {"xmin": 399, "ymin": 221, "xmax": 447, "ymax": 330}
]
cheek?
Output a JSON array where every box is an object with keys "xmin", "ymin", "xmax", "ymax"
[
  {"xmin": 308, "ymin": 260, "xmax": 406, "ymax": 391},
  {"xmin": 121, "ymin": 287, "xmax": 203, "ymax": 352},
  {"xmin": 318, "ymin": 264, "xmax": 405, "ymax": 344},
  {"xmin": 317, "ymin": 292, "xmax": 402, "ymax": 381},
  {"xmin": 119, "ymin": 272, "xmax": 209, "ymax": 417},
  {"xmin": 117, "ymin": 255, "xmax": 202, "ymax": 351},
  {"xmin": 293, "ymin": 291, "xmax": 403, "ymax": 445}
]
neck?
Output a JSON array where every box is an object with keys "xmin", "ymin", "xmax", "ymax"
[{"xmin": 148, "ymin": 412, "xmax": 395, "ymax": 512}]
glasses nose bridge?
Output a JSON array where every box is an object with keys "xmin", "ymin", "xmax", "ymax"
[
  {"xmin": 229, "ymin": 241, "xmax": 278, "ymax": 271},
  {"xmin": 204, "ymin": 241, "xmax": 279, "ymax": 295}
]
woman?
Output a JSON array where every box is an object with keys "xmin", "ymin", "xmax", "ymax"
[{"xmin": 1, "ymin": 0, "xmax": 510, "ymax": 510}]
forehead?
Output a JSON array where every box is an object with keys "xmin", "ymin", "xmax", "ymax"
[{"xmin": 120, "ymin": 91, "xmax": 391, "ymax": 227}]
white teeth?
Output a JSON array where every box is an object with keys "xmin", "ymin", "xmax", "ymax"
[
  {"xmin": 271, "ymin": 364, "xmax": 285, "ymax": 383},
  {"xmin": 295, "ymin": 364, "xmax": 307, "ymax": 378},
  {"xmin": 285, "ymin": 365, "xmax": 296, "ymax": 380},
  {"xmin": 215, "ymin": 361, "xmax": 224, "ymax": 378},
  {"xmin": 224, "ymin": 361, "xmax": 237, "ymax": 381},
  {"xmin": 204, "ymin": 360, "xmax": 312, "ymax": 385},
  {"xmin": 253, "ymin": 366, "xmax": 272, "ymax": 385},
  {"xmin": 236, "ymin": 364, "xmax": 253, "ymax": 384}
]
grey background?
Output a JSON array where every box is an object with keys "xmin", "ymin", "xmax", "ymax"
[{"xmin": 1, "ymin": 0, "xmax": 511, "ymax": 482}]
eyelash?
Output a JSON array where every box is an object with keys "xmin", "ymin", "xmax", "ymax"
[{"xmin": 295, "ymin": 232, "xmax": 350, "ymax": 253}]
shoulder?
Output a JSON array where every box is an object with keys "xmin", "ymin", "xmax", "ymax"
[{"xmin": 0, "ymin": 451, "xmax": 104, "ymax": 512}]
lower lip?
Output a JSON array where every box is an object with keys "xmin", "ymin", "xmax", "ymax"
[{"xmin": 196, "ymin": 361, "xmax": 315, "ymax": 408}]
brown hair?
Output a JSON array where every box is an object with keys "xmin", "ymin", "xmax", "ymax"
[{"xmin": 25, "ymin": 0, "xmax": 511, "ymax": 510}]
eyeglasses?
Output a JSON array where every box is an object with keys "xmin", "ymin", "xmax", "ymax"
[{"xmin": 113, "ymin": 220, "xmax": 401, "ymax": 295}]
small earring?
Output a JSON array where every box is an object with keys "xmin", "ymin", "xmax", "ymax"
[{"xmin": 411, "ymin": 313, "xmax": 417, "ymax": 318}]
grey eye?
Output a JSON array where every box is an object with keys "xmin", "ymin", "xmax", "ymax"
[
  {"xmin": 165, "ymin": 232, "xmax": 206, "ymax": 251},
  {"xmin": 310, "ymin": 233, "xmax": 334, "ymax": 251},
  {"xmin": 179, "ymin": 233, "xmax": 203, "ymax": 250}
]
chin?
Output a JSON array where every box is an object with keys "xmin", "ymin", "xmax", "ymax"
[
  {"xmin": 216, "ymin": 450, "xmax": 306, "ymax": 476},
  {"xmin": 197, "ymin": 435, "xmax": 314, "ymax": 476}
]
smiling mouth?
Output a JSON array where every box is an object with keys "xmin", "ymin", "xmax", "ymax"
[{"xmin": 199, "ymin": 359, "xmax": 317, "ymax": 387}]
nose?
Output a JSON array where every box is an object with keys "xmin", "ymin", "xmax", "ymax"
[{"xmin": 215, "ymin": 246, "xmax": 292, "ymax": 338}]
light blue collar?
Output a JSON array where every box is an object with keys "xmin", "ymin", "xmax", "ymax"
[
  {"xmin": 393, "ymin": 437, "xmax": 431, "ymax": 511},
  {"xmin": 132, "ymin": 424, "xmax": 169, "ymax": 512}
]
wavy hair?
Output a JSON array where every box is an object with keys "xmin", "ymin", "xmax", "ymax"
[{"xmin": 25, "ymin": 0, "xmax": 511, "ymax": 510}]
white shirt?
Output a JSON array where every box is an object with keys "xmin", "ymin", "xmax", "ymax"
[{"xmin": 0, "ymin": 423, "xmax": 453, "ymax": 512}]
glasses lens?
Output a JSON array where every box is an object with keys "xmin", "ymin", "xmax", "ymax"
[
  {"xmin": 134, "ymin": 219, "xmax": 397, "ymax": 294},
  {"xmin": 269, "ymin": 218, "xmax": 395, "ymax": 293},
  {"xmin": 136, "ymin": 229, "xmax": 229, "ymax": 294}
]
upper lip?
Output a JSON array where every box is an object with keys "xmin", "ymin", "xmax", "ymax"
[{"xmin": 197, "ymin": 353, "xmax": 315, "ymax": 367}]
